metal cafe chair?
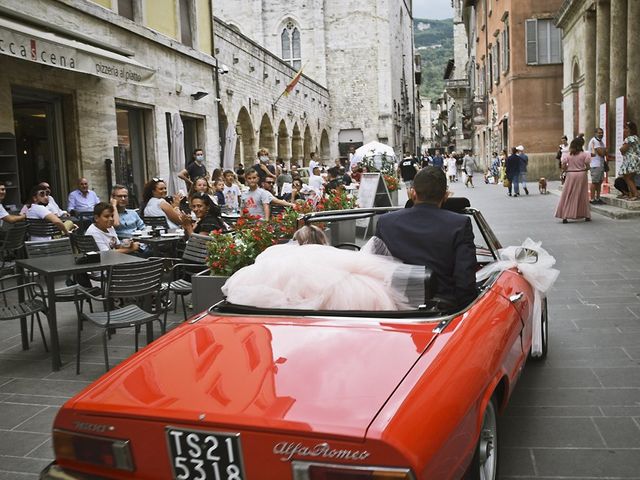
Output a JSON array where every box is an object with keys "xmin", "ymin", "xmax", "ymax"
[
  {"xmin": 0, "ymin": 273, "xmax": 49, "ymax": 352},
  {"xmin": 143, "ymin": 216, "xmax": 169, "ymax": 229},
  {"xmin": 71, "ymin": 233, "xmax": 99, "ymax": 253},
  {"xmin": 26, "ymin": 218, "xmax": 60, "ymax": 240},
  {"xmin": 0, "ymin": 221, "xmax": 27, "ymax": 278},
  {"xmin": 24, "ymin": 238, "xmax": 97, "ymax": 339},
  {"xmin": 155, "ymin": 233, "xmax": 210, "ymax": 323},
  {"xmin": 74, "ymin": 258, "xmax": 166, "ymax": 373},
  {"xmin": 74, "ymin": 212, "xmax": 94, "ymax": 235}
]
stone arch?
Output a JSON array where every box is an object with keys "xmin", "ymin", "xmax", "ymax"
[
  {"xmin": 235, "ymin": 107, "xmax": 255, "ymax": 167},
  {"xmin": 277, "ymin": 119, "xmax": 290, "ymax": 163},
  {"xmin": 320, "ymin": 129, "xmax": 330, "ymax": 162},
  {"xmin": 291, "ymin": 123, "xmax": 303, "ymax": 165},
  {"xmin": 218, "ymin": 104, "xmax": 229, "ymax": 167},
  {"xmin": 572, "ymin": 60, "xmax": 581, "ymax": 138},
  {"xmin": 258, "ymin": 113, "xmax": 275, "ymax": 156},
  {"xmin": 303, "ymin": 125, "xmax": 313, "ymax": 163}
]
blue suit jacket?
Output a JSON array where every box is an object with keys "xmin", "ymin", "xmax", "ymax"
[{"xmin": 375, "ymin": 203, "xmax": 478, "ymax": 307}]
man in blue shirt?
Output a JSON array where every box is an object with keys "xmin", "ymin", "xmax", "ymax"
[
  {"xmin": 67, "ymin": 177, "xmax": 100, "ymax": 215},
  {"xmin": 431, "ymin": 149, "xmax": 444, "ymax": 170},
  {"xmin": 110, "ymin": 185, "xmax": 145, "ymax": 238}
]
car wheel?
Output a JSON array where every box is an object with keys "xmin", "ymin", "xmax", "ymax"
[
  {"xmin": 464, "ymin": 397, "xmax": 498, "ymax": 480},
  {"xmin": 530, "ymin": 297, "xmax": 548, "ymax": 361}
]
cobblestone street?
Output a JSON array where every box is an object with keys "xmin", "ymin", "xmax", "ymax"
[
  {"xmin": 447, "ymin": 180, "xmax": 640, "ymax": 479},
  {"xmin": 1, "ymin": 180, "xmax": 639, "ymax": 479}
]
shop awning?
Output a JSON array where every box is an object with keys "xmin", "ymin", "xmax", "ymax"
[{"xmin": 0, "ymin": 16, "xmax": 154, "ymax": 85}]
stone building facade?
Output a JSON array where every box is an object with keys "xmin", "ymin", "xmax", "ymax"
[
  {"xmin": 0, "ymin": 0, "xmax": 221, "ymax": 207},
  {"xmin": 214, "ymin": 0, "xmax": 419, "ymax": 160},
  {"xmin": 214, "ymin": 18, "xmax": 331, "ymax": 167},
  {"xmin": 556, "ymin": 0, "xmax": 640, "ymax": 173},
  {"xmin": 461, "ymin": 0, "xmax": 564, "ymax": 178}
]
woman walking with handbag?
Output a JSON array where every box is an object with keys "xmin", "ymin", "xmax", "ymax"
[{"xmin": 555, "ymin": 137, "xmax": 591, "ymax": 223}]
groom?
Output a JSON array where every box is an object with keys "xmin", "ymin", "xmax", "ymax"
[{"xmin": 375, "ymin": 166, "xmax": 478, "ymax": 308}]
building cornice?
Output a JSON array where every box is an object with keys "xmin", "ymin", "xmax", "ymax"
[{"xmin": 555, "ymin": 0, "xmax": 595, "ymax": 27}]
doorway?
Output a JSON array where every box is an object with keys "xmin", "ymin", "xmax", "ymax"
[{"xmin": 12, "ymin": 88, "xmax": 67, "ymax": 205}]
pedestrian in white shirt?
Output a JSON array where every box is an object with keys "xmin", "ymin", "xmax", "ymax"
[{"xmin": 308, "ymin": 166, "xmax": 324, "ymax": 191}]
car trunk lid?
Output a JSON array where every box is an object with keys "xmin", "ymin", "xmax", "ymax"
[{"xmin": 69, "ymin": 315, "xmax": 440, "ymax": 438}]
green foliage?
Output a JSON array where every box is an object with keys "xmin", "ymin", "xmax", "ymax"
[{"xmin": 414, "ymin": 18, "xmax": 453, "ymax": 102}]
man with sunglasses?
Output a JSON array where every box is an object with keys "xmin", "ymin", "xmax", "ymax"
[
  {"xmin": 110, "ymin": 185, "xmax": 145, "ymax": 239},
  {"xmin": 67, "ymin": 177, "xmax": 100, "ymax": 216},
  {"xmin": 26, "ymin": 185, "xmax": 73, "ymax": 241}
]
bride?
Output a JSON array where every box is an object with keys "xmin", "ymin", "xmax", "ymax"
[{"xmin": 222, "ymin": 225, "xmax": 414, "ymax": 311}]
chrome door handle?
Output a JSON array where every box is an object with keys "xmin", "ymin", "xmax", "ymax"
[{"xmin": 509, "ymin": 292, "xmax": 524, "ymax": 303}]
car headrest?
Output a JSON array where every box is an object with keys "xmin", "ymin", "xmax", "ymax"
[{"xmin": 404, "ymin": 197, "xmax": 471, "ymax": 213}]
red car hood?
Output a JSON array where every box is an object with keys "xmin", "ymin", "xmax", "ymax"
[{"xmin": 69, "ymin": 314, "xmax": 439, "ymax": 438}]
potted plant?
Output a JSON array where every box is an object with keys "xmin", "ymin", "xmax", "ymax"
[
  {"xmin": 383, "ymin": 174, "xmax": 399, "ymax": 205},
  {"xmin": 192, "ymin": 211, "xmax": 284, "ymax": 312},
  {"xmin": 316, "ymin": 189, "xmax": 358, "ymax": 245}
]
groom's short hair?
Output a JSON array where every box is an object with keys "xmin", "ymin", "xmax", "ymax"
[{"xmin": 413, "ymin": 166, "xmax": 446, "ymax": 204}]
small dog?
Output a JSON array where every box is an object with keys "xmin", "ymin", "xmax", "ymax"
[{"xmin": 538, "ymin": 177, "xmax": 548, "ymax": 194}]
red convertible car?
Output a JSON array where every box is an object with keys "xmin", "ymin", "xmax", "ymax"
[{"xmin": 41, "ymin": 205, "xmax": 549, "ymax": 480}]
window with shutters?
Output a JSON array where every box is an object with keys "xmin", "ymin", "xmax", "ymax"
[
  {"xmin": 502, "ymin": 17, "xmax": 510, "ymax": 73},
  {"xmin": 525, "ymin": 18, "xmax": 562, "ymax": 65},
  {"xmin": 488, "ymin": 49, "xmax": 493, "ymax": 88},
  {"xmin": 281, "ymin": 21, "xmax": 302, "ymax": 70},
  {"xmin": 493, "ymin": 41, "xmax": 500, "ymax": 84}
]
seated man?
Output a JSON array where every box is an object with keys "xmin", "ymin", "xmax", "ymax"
[
  {"xmin": 375, "ymin": 166, "xmax": 478, "ymax": 309},
  {"xmin": 110, "ymin": 184, "xmax": 145, "ymax": 238},
  {"xmin": 68, "ymin": 177, "xmax": 100, "ymax": 215}
]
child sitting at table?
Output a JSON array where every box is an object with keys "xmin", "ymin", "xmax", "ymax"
[{"xmin": 86, "ymin": 202, "xmax": 141, "ymax": 253}]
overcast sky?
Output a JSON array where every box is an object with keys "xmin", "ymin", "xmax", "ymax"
[{"xmin": 413, "ymin": 0, "xmax": 453, "ymax": 20}]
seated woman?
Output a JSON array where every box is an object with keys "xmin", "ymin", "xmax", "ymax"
[
  {"xmin": 142, "ymin": 178, "xmax": 186, "ymax": 229},
  {"xmin": 25, "ymin": 185, "xmax": 73, "ymax": 241},
  {"xmin": 222, "ymin": 225, "xmax": 412, "ymax": 311},
  {"xmin": 182, "ymin": 192, "xmax": 225, "ymax": 235},
  {"xmin": 85, "ymin": 202, "xmax": 141, "ymax": 253}
]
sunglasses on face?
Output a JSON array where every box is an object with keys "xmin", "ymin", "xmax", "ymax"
[{"xmin": 114, "ymin": 194, "xmax": 129, "ymax": 198}]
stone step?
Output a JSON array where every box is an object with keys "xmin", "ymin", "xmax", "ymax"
[
  {"xmin": 599, "ymin": 194, "xmax": 640, "ymax": 210},
  {"xmin": 589, "ymin": 201, "xmax": 640, "ymax": 219}
]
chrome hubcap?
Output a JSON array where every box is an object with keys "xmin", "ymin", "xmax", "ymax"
[{"xmin": 478, "ymin": 402, "xmax": 497, "ymax": 480}]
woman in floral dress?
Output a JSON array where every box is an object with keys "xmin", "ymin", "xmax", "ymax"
[{"xmin": 619, "ymin": 121, "xmax": 640, "ymax": 200}]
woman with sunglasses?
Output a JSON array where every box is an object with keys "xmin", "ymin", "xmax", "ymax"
[
  {"xmin": 182, "ymin": 192, "xmax": 225, "ymax": 236},
  {"xmin": 141, "ymin": 178, "xmax": 187, "ymax": 229},
  {"xmin": 25, "ymin": 185, "xmax": 73, "ymax": 241}
]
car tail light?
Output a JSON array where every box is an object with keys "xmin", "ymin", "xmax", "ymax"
[
  {"xmin": 292, "ymin": 462, "xmax": 414, "ymax": 480},
  {"xmin": 53, "ymin": 429, "xmax": 134, "ymax": 472}
]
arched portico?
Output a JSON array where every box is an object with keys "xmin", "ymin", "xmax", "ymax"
[
  {"xmin": 235, "ymin": 107, "xmax": 255, "ymax": 166},
  {"xmin": 303, "ymin": 125, "xmax": 312, "ymax": 163},
  {"xmin": 277, "ymin": 119, "xmax": 290, "ymax": 163},
  {"xmin": 320, "ymin": 129, "xmax": 330, "ymax": 162},
  {"xmin": 258, "ymin": 113, "xmax": 275, "ymax": 156},
  {"xmin": 291, "ymin": 123, "xmax": 303, "ymax": 165}
]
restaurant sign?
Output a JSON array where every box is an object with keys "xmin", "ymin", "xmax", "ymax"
[{"xmin": 0, "ymin": 17, "xmax": 154, "ymax": 85}]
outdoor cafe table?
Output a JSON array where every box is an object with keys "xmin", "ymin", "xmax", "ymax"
[
  {"xmin": 136, "ymin": 232, "xmax": 184, "ymax": 256},
  {"xmin": 15, "ymin": 251, "xmax": 148, "ymax": 371}
]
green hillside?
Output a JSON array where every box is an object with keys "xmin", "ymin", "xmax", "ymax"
[{"xmin": 414, "ymin": 18, "xmax": 453, "ymax": 102}]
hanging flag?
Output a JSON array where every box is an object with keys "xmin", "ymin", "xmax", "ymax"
[{"xmin": 283, "ymin": 67, "xmax": 303, "ymax": 96}]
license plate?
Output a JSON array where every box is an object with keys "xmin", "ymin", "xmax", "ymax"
[{"xmin": 166, "ymin": 427, "xmax": 246, "ymax": 480}]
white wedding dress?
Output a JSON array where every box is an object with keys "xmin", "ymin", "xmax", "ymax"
[{"xmin": 222, "ymin": 242, "xmax": 414, "ymax": 311}]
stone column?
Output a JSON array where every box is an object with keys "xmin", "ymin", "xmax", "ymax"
[
  {"xmin": 595, "ymin": 1, "xmax": 610, "ymax": 132},
  {"xmin": 627, "ymin": 0, "xmax": 640, "ymax": 123},
  {"xmin": 583, "ymin": 9, "xmax": 596, "ymax": 135},
  {"xmin": 609, "ymin": 0, "xmax": 627, "ymax": 140}
]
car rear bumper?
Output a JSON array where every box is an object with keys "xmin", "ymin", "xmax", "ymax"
[{"xmin": 40, "ymin": 462, "xmax": 110, "ymax": 480}]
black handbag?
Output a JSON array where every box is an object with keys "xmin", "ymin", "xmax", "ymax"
[{"xmin": 603, "ymin": 161, "xmax": 610, "ymax": 173}]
